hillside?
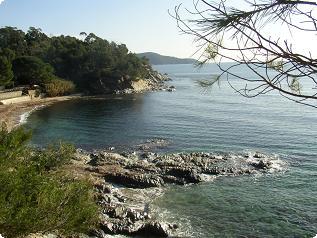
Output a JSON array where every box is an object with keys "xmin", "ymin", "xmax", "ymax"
[
  {"xmin": 137, "ymin": 52, "xmax": 197, "ymax": 65},
  {"xmin": 0, "ymin": 27, "xmax": 159, "ymax": 95}
]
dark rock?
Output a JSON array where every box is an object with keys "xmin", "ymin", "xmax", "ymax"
[
  {"xmin": 160, "ymin": 175, "xmax": 186, "ymax": 185},
  {"xmin": 100, "ymin": 222, "xmax": 116, "ymax": 234},
  {"xmin": 95, "ymin": 183, "xmax": 111, "ymax": 194},
  {"xmin": 167, "ymin": 86, "xmax": 176, "ymax": 92},
  {"xmin": 124, "ymin": 163, "xmax": 159, "ymax": 173},
  {"xmin": 169, "ymin": 223, "xmax": 179, "ymax": 229},
  {"xmin": 166, "ymin": 167, "xmax": 203, "ymax": 183},
  {"xmin": 113, "ymin": 193, "xmax": 126, "ymax": 203},
  {"xmin": 108, "ymin": 206, "xmax": 127, "ymax": 219},
  {"xmin": 104, "ymin": 172, "xmax": 164, "ymax": 188},
  {"xmin": 96, "ymin": 193, "xmax": 111, "ymax": 205},
  {"xmin": 250, "ymin": 159, "xmax": 272, "ymax": 170},
  {"xmin": 202, "ymin": 166, "xmax": 222, "ymax": 175},
  {"xmin": 134, "ymin": 221, "xmax": 170, "ymax": 237},
  {"xmin": 88, "ymin": 153, "xmax": 100, "ymax": 166},
  {"xmin": 89, "ymin": 229, "xmax": 108, "ymax": 238},
  {"xmin": 126, "ymin": 209, "xmax": 144, "ymax": 222}
]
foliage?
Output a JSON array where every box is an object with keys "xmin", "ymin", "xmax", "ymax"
[
  {"xmin": 136, "ymin": 52, "xmax": 197, "ymax": 65},
  {"xmin": 174, "ymin": 0, "xmax": 317, "ymax": 108},
  {"xmin": 30, "ymin": 142, "xmax": 75, "ymax": 172},
  {"xmin": 0, "ymin": 124, "xmax": 99, "ymax": 238},
  {"xmin": 0, "ymin": 56, "xmax": 14, "ymax": 87},
  {"xmin": 25, "ymin": 27, "xmax": 50, "ymax": 58},
  {"xmin": 0, "ymin": 27, "xmax": 27, "ymax": 57},
  {"xmin": 0, "ymin": 123, "xmax": 32, "ymax": 163},
  {"xmin": 44, "ymin": 77, "xmax": 75, "ymax": 97},
  {"xmin": 0, "ymin": 26, "xmax": 152, "ymax": 94},
  {"xmin": 12, "ymin": 56, "xmax": 55, "ymax": 85}
]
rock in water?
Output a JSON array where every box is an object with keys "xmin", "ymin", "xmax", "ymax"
[
  {"xmin": 74, "ymin": 149, "xmax": 282, "ymax": 237},
  {"xmin": 134, "ymin": 221, "xmax": 170, "ymax": 237},
  {"xmin": 104, "ymin": 172, "xmax": 164, "ymax": 188}
]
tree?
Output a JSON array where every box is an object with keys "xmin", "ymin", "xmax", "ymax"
[
  {"xmin": 0, "ymin": 26, "xmax": 153, "ymax": 94},
  {"xmin": 174, "ymin": 0, "xmax": 317, "ymax": 107},
  {"xmin": 12, "ymin": 56, "xmax": 55, "ymax": 85},
  {"xmin": 25, "ymin": 27, "xmax": 50, "ymax": 57},
  {"xmin": 0, "ymin": 48, "xmax": 16, "ymax": 87},
  {"xmin": 0, "ymin": 56, "xmax": 14, "ymax": 87},
  {"xmin": 0, "ymin": 27, "xmax": 27, "ymax": 57}
]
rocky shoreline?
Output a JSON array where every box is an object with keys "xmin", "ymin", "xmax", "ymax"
[
  {"xmin": 1, "ymin": 72, "xmax": 284, "ymax": 237},
  {"xmin": 114, "ymin": 70, "xmax": 175, "ymax": 95},
  {"xmin": 66, "ymin": 143, "xmax": 285, "ymax": 238}
]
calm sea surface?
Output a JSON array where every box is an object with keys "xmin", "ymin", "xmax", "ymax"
[{"xmin": 26, "ymin": 64, "xmax": 317, "ymax": 237}]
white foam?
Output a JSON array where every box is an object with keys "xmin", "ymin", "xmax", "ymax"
[
  {"xmin": 19, "ymin": 105, "xmax": 45, "ymax": 125},
  {"xmin": 268, "ymin": 158, "xmax": 287, "ymax": 173},
  {"xmin": 245, "ymin": 154, "xmax": 287, "ymax": 174},
  {"xmin": 200, "ymin": 174, "xmax": 217, "ymax": 182}
]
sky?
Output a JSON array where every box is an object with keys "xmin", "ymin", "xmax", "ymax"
[
  {"xmin": 0, "ymin": 0, "xmax": 315, "ymax": 60},
  {"xmin": 0, "ymin": 0, "xmax": 198, "ymax": 58}
]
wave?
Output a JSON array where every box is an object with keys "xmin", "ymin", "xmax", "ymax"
[
  {"xmin": 19, "ymin": 105, "xmax": 45, "ymax": 125},
  {"xmin": 243, "ymin": 151, "xmax": 288, "ymax": 174}
]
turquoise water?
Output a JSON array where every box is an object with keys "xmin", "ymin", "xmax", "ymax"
[{"xmin": 26, "ymin": 64, "xmax": 317, "ymax": 237}]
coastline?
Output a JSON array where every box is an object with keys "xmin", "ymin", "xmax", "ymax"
[
  {"xmin": 0, "ymin": 95, "xmax": 82, "ymax": 131},
  {"xmin": 0, "ymin": 91, "xmax": 289, "ymax": 237},
  {"xmin": 0, "ymin": 71, "xmax": 172, "ymax": 132}
]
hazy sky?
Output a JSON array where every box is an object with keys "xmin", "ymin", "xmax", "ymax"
[
  {"xmin": 0, "ymin": 0, "xmax": 198, "ymax": 58},
  {"xmin": 0, "ymin": 0, "xmax": 315, "ymax": 60}
]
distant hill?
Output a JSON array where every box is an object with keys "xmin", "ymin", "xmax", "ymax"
[{"xmin": 137, "ymin": 52, "xmax": 197, "ymax": 65}]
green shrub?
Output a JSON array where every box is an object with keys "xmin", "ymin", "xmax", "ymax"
[
  {"xmin": 44, "ymin": 78, "xmax": 75, "ymax": 97},
  {"xmin": 0, "ymin": 125, "xmax": 99, "ymax": 238},
  {"xmin": 30, "ymin": 142, "xmax": 75, "ymax": 172},
  {"xmin": 0, "ymin": 123, "xmax": 31, "ymax": 163}
]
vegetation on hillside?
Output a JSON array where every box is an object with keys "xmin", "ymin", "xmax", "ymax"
[
  {"xmin": 137, "ymin": 52, "xmax": 197, "ymax": 65},
  {"xmin": 0, "ymin": 124, "xmax": 99, "ymax": 237},
  {"xmin": 0, "ymin": 27, "xmax": 152, "ymax": 95}
]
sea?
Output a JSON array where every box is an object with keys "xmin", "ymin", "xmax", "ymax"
[{"xmin": 25, "ymin": 63, "xmax": 317, "ymax": 237}]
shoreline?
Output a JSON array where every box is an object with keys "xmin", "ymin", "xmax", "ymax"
[
  {"xmin": 0, "ymin": 95, "xmax": 83, "ymax": 131},
  {"xmin": 0, "ymin": 72, "xmax": 172, "ymax": 131},
  {"xmin": 0, "ymin": 93, "xmax": 288, "ymax": 237}
]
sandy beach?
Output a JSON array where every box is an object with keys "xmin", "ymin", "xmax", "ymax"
[{"xmin": 0, "ymin": 95, "xmax": 82, "ymax": 131}]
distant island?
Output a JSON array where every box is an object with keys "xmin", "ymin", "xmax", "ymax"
[{"xmin": 137, "ymin": 52, "xmax": 197, "ymax": 65}]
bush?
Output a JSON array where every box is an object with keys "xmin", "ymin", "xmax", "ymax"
[
  {"xmin": 0, "ymin": 124, "xmax": 99, "ymax": 238},
  {"xmin": 44, "ymin": 78, "xmax": 75, "ymax": 97},
  {"xmin": 30, "ymin": 142, "xmax": 75, "ymax": 171},
  {"xmin": 0, "ymin": 123, "xmax": 31, "ymax": 163}
]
